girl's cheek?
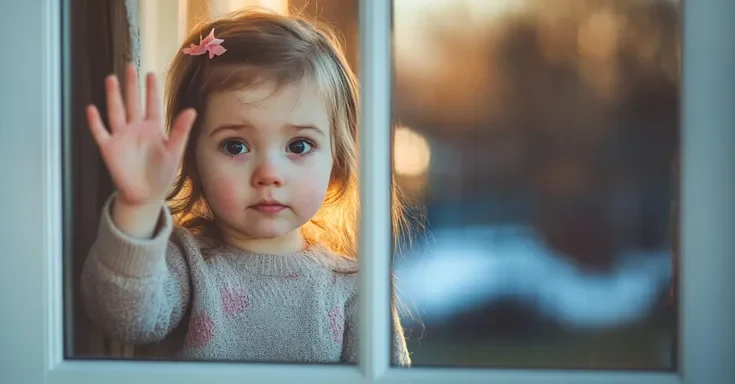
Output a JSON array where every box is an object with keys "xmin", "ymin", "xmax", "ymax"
[
  {"xmin": 300, "ymin": 187, "xmax": 326, "ymax": 213},
  {"xmin": 207, "ymin": 178, "xmax": 239, "ymax": 213},
  {"xmin": 294, "ymin": 172, "xmax": 331, "ymax": 216}
]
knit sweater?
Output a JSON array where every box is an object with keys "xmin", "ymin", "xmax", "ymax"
[{"xmin": 81, "ymin": 194, "xmax": 411, "ymax": 365}]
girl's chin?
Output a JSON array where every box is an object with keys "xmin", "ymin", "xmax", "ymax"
[{"xmin": 219, "ymin": 218, "xmax": 302, "ymax": 241}]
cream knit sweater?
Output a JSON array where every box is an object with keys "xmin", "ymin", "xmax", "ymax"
[{"xmin": 81, "ymin": 195, "xmax": 410, "ymax": 365}]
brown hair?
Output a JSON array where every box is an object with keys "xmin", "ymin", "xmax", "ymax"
[{"xmin": 163, "ymin": 7, "xmax": 411, "ymax": 259}]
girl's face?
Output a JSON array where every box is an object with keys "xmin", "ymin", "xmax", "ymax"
[{"xmin": 195, "ymin": 79, "xmax": 333, "ymax": 253}]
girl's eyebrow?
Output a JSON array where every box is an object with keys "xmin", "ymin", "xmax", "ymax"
[
  {"xmin": 209, "ymin": 123, "xmax": 326, "ymax": 137},
  {"xmin": 209, "ymin": 124, "xmax": 251, "ymax": 137},
  {"xmin": 288, "ymin": 124, "xmax": 326, "ymax": 136}
]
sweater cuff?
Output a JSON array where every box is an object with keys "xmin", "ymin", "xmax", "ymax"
[{"xmin": 93, "ymin": 193, "xmax": 173, "ymax": 278}]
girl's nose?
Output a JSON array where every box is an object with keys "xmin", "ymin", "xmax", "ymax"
[{"xmin": 251, "ymin": 159, "xmax": 285, "ymax": 188}]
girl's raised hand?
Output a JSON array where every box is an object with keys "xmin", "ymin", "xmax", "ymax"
[{"xmin": 86, "ymin": 64, "xmax": 197, "ymax": 207}]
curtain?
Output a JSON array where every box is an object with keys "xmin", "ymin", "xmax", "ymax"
[{"xmin": 67, "ymin": 0, "xmax": 140, "ymax": 358}]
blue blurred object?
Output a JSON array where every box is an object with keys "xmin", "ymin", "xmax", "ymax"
[{"xmin": 394, "ymin": 225, "xmax": 672, "ymax": 330}]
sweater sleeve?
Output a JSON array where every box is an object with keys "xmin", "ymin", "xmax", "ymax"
[
  {"xmin": 342, "ymin": 292, "xmax": 412, "ymax": 366},
  {"xmin": 80, "ymin": 194, "xmax": 191, "ymax": 345}
]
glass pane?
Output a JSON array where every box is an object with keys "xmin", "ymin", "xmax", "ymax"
[
  {"xmin": 64, "ymin": 0, "xmax": 375, "ymax": 365},
  {"xmin": 391, "ymin": 0, "xmax": 678, "ymax": 369}
]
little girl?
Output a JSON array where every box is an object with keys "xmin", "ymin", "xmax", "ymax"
[{"xmin": 81, "ymin": 8, "xmax": 411, "ymax": 365}]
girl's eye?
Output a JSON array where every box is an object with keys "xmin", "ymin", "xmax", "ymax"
[
  {"xmin": 287, "ymin": 139, "xmax": 314, "ymax": 155},
  {"xmin": 221, "ymin": 140, "xmax": 249, "ymax": 156}
]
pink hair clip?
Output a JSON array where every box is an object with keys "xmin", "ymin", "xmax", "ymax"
[{"xmin": 182, "ymin": 28, "xmax": 227, "ymax": 59}]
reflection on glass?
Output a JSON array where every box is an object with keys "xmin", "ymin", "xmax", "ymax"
[{"xmin": 392, "ymin": 0, "xmax": 678, "ymax": 369}]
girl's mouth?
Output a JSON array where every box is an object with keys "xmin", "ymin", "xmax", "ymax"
[{"xmin": 251, "ymin": 202, "xmax": 287, "ymax": 213}]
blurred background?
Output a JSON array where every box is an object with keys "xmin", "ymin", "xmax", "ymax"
[
  {"xmin": 388, "ymin": 0, "xmax": 679, "ymax": 370},
  {"xmin": 67, "ymin": 0, "xmax": 678, "ymax": 369}
]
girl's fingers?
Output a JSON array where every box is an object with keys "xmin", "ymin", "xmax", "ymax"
[
  {"xmin": 105, "ymin": 75, "xmax": 126, "ymax": 132},
  {"xmin": 124, "ymin": 63, "xmax": 142, "ymax": 122},
  {"xmin": 86, "ymin": 105, "xmax": 110, "ymax": 147},
  {"xmin": 145, "ymin": 72, "xmax": 161, "ymax": 122},
  {"xmin": 166, "ymin": 109, "xmax": 197, "ymax": 157}
]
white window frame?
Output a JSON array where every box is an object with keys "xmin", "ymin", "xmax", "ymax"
[{"xmin": 2, "ymin": 0, "xmax": 733, "ymax": 383}]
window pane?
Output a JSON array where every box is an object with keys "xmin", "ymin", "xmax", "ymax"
[
  {"xmin": 391, "ymin": 0, "xmax": 678, "ymax": 369},
  {"xmin": 64, "ymin": 0, "xmax": 368, "ymax": 365}
]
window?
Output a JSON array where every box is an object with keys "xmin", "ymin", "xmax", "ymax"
[{"xmin": 2, "ymin": 0, "xmax": 734, "ymax": 383}]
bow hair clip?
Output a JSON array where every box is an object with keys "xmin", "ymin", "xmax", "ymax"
[{"xmin": 182, "ymin": 28, "xmax": 227, "ymax": 59}]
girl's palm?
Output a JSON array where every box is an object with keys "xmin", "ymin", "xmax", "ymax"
[{"xmin": 87, "ymin": 64, "xmax": 197, "ymax": 206}]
